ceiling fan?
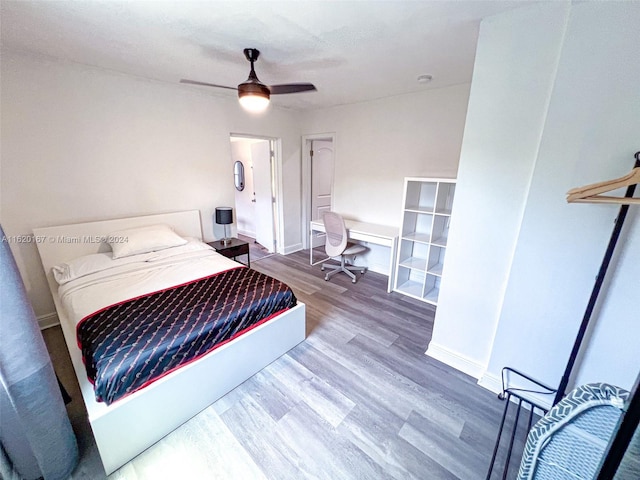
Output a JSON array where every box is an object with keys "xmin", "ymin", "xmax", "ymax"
[{"xmin": 180, "ymin": 48, "xmax": 317, "ymax": 112}]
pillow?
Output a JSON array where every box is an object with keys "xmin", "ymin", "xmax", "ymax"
[
  {"xmin": 52, "ymin": 238, "xmax": 209, "ymax": 285},
  {"xmin": 108, "ymin": 224, "xmax": 187, "ymax": 259},
  {"xmin": 53, "ymin": 253, "xmax": 114, "ymax": 285},
  {"xmin": 144, "ymin": 238, "xmax": 212, "ymax": 261}
]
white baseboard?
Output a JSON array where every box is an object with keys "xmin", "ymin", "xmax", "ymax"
[
  {"xmin": 282, "ymin": 243, "xmax": 303, "ymax": 255},
  {"xmin": 478, "ymin": 371, "xmax": 503, "ymax": 395},
  {"xmin": 425, "ymin": 342, "xmax": 485, "ymax": 379},
  {"xmin": 425, "ymin": 346, "xmax": 552, "ymax": 411},
  {"xmin": 38, "ymin": 312, "xmax": 59, "ymax": 330}
]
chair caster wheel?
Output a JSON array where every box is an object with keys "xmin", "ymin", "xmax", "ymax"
[
  {"xmin": 352, "ymin": 279, "xmax": 356, "ymax": 284},
  {"xmin": 321, "ymin": 266, "xmax": 325, "ymax": 271},
  {"xmin": 324, "ymin": 275, "xmax": 329, "ymax": 281}
]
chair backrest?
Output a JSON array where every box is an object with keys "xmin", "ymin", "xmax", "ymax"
[
  {"xmin": 323, "ymin": 212, "xmax": 348, "ymax": 257},
  {"xmin": 517, "ymin": 383, "xmax": 629, "ymax": 480}
]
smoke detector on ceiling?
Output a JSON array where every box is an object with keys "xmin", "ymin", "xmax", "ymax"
[{"xmin": 417, "ymin": 74, "xmax": 433, "ymax": 84}]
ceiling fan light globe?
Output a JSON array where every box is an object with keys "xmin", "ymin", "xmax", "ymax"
[
  {"xmin": 238, "ymin": 81, "xmax": 270, "ymax": 113},
  {"xmin": 239, "ymin": 93, "xmax": 270, "ymax": 113}
]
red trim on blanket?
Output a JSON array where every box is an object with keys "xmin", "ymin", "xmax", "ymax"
[
  {"xmin": 99, "ymin": 306, "xmax": 290, "ymax": 404},
  {"xmin": 75, "ymin": 265, "xmax": 246, "ymax": 349}
]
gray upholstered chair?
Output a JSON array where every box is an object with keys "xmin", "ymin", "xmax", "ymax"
[
  {"xmin": 517, "ymin": 383, "xmax": 628, "ymax": 480},
  {"xmin": 321, "ymin": 212, "xmax": 368, "ymax": 283}
]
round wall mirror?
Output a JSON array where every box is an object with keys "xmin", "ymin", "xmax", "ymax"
[{"xmin": 234, "ymin": 161, "xmax": 245, "ymax": 191}]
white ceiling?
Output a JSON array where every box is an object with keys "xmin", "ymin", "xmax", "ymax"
[{"xmin": 0, "ymin": 1, "xmax": 536, "ymax": 110}]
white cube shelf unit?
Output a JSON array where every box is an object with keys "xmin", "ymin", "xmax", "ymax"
[{"xmin": 394, "ymin": 177, "xmax": 456, "ymax": 305}]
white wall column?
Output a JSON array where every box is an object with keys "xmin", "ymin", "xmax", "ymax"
[
  {"xmin": 428, "ymin": 2, "xmax": 570, "ymax": 378},
  {"xmin": 430, "ymin": 1, "xmax": 640, "ymax": 401}
]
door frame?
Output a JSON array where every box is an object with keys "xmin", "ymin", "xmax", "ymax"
[
  {"xmin": 230, "ymin": 133, "xmax": 284, "ymax": 254},
  {"xmin": 301, "ymin": 132, "xmax": 336, "ymax": 250}
]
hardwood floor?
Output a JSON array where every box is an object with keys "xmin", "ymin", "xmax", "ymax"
[
  {"xmin": 238, "ymin": 233, "xmax": 274, "ymax": 262},
  {"xmin": 43, "ymin": 250, "xmax": 525, "ymax": 480}
]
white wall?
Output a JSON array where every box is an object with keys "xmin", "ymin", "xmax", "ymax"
[
  {"xmin": 1, "ymin": 52, "xmax": 471, "ymax": 323},
  {"xmin": 300, "ymin": 84, "xmax": 470, "ymax": 273},
  {"xmin": 301, "ymin": 84, "xmax": 470, "ymax": 227},
  {"xmin": 428, "ymin": 2, "xmax": 570, "ymax": 378},
  {"xmin": 484, "ymin": 1, "xmax": 640, "ymax": 396},
  {"xmin": 0, "ymin": 52, "xmax": 303, "ymax": 320},
  {"xmin": 431, "ymin": 1, "xmax": 640, "ymax": 401}
]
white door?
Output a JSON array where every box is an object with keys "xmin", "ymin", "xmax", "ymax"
[
  {"xmin": 230, "ymin": 139, "xmax": 256, "ymax": 237},
  {"xmin": 311, "ymin": 140, "xmax": 334, "ymax": 221},
  {"xmin": 252, "ymin": 140, "xmax": 275, "ymax": 253}
]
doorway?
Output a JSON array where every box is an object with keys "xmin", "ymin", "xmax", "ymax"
[
  {"xmin": 229, "ymin": 134, "xmax": 283, "ymax": 255},
  {"xmin": 302, "ymin": 133, "xmax": 336, "ymax": 249}
]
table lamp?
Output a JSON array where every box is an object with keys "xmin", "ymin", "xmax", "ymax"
[{"xmin": 215, "ymin": 207, "xmax": 233, "ymax": 246}]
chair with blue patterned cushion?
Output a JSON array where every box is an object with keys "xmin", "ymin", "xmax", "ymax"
[{"xmin": 517, "ymin": 383, "xmax": 629, "ymax": 480}]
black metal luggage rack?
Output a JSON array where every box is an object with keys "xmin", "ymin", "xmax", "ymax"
[{"xmin": 485, "ymin": 367, "xmax": 557, "ymax": 480}]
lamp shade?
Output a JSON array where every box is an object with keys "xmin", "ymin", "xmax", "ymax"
[
  {"xmin": 215, "ymin": 207, "xmax": 233, "ymax": 225},
  {"xmin": 238, "ymin": 81, "xmax": 270, "ymax": 113},
  {"xmin": 238, "ymin": 94, "xmax": 270, "ymax": 113}
]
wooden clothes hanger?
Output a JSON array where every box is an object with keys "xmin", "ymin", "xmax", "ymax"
[{"xmin": 567, "ymin": 153, "xmax": 640, "ymax": 205}]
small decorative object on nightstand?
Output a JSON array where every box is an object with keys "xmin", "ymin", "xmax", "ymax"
[
  {"xmin": 215, "ymin": 207, "xmax": 233, "ymax": 246},
  {"xmin": 208, "ymin": 238, "xmax": 251, "ymax": 267}
]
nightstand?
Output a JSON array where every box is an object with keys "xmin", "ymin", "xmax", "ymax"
[{"xmin": 208, "ymin": 238, "xmax": 250, "ymax": 267}]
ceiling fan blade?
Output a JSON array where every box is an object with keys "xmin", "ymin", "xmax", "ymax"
[
  {"xmin": 268, "ymin": 83, "xmax": 317, "ymax": 95},
  {"xmin": 180, "ymin": 79, "xmax": 237, "ymax": 91}
]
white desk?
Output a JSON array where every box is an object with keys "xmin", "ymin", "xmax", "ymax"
[{"xmin": 310, "ymin": 219, "xmax": 398, "ymax": 292}]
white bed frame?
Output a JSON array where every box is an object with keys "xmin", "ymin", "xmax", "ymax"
[{"xmin": 34, "ymin": 210, "xmax": 306, "ymax": 475}]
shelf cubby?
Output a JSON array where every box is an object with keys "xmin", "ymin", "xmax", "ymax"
[
  {"xmin": 395, "ymin": 266, "xmax": 426, "ymax": 299},
  {"xmin": 401, "ymin": 211, "xmax": 433, "ymax": 240},
  {"xmin": 431, "ymin": 215, "xmax": 450, "ymax": 247},
  {"xmin": 427, "ymin": 246, "xmax": 446, "ymax": 276},
  {"xmin": 435, "ymin": 183, "xmax": 456, "ymax": 215},
  {"xmin": 422, "ymin": 275, "xmax": 441, "ymax": 304},
  {"xmin": 405, "ymin": 181, "xmax": 437, "ymax": 212},
  {"xmin": 398, "ymin": 239, "xmax": 429, "ymax": 271}
]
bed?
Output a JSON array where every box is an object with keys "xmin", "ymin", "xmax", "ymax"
[{"xmin": 33, "ymin": 210, "xmax": 306, "ymax": 475}]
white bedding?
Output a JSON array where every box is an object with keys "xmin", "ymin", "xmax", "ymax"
[{"xmin": 57, "ymin": 240, "xmax": 240, "ymax": 327}]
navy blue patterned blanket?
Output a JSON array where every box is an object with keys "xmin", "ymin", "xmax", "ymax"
[{"xmin": 77, "ymin": 267, "xmax": 297, "ymax": 405}]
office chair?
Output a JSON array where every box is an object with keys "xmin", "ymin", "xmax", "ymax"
[{"xmin": 321, "ymin": 212, "xmax": 368, "ymax": 283}]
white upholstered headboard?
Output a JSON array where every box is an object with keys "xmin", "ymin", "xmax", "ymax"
[{"xmin": 33, "ymin": 210, "xmax": 203, "ymax": 282}]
